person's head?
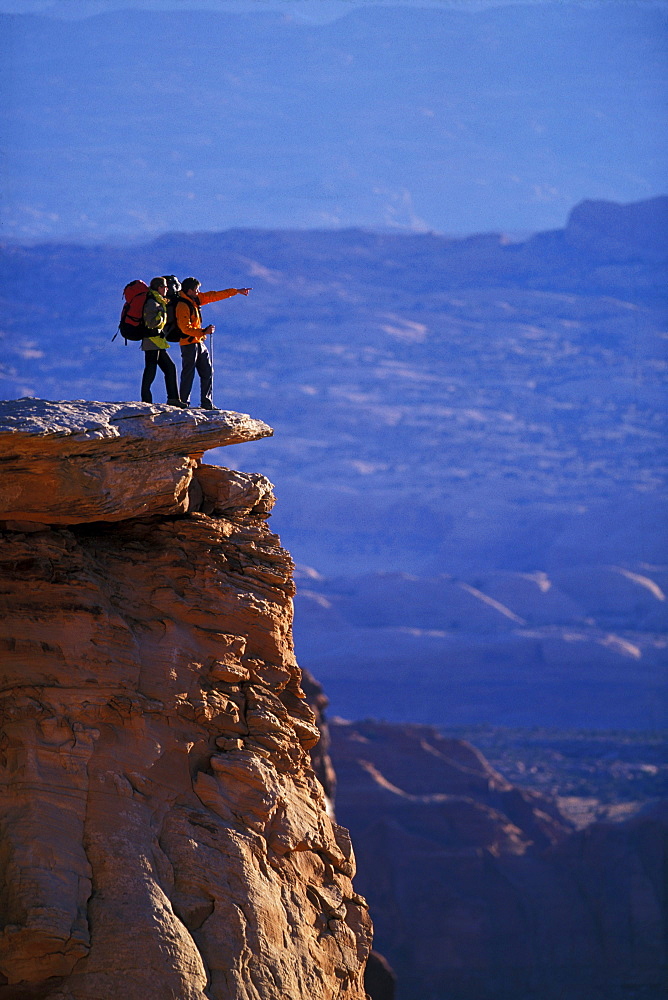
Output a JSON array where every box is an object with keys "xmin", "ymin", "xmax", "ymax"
[
  {"xmin": 181, "ymin": 277, "xmax": 201, "ymax": 297},
  {"xmin": 162, "ymin": 274, "xmax": 181, "ymax": 295},
  {"xmin": 149, "ymin": 276, "xmax": 168, "ymax": 293}
]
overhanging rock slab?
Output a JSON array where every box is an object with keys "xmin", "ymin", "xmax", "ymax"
[{"xmin": 0, "ymin": 398, "xmax": 273, "ymax": 524}]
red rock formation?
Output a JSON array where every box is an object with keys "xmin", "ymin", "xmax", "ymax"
[
  {"xmin": 0, "ymin": 400, "xmax": 371, "ymax": 1000},
  {"xmin": 330, "ymin": 719, "xmax": 668, "ymax": 1000}
]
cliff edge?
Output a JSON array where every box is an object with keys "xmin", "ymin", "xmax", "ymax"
[{"xmin": 0, "ymin": 399, "xmax": 372, "ymax": 1000}]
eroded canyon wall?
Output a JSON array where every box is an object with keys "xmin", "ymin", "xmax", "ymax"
[
  {"xmin": 0, "ymin": 399, "xmax": 372, "ymax": 1000},
  {"xmin": 331, "ymin": 719, "xmax": 667, "ymax": 1000}
]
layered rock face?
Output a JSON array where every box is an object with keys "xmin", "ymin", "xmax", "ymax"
[
  {"xmin": 331, "ymin": 719, "xmax": 668, "ymax": 1000},
  {"xmin": 0, "ymin": 400, "xmax": 371, "ymax": 1000}
]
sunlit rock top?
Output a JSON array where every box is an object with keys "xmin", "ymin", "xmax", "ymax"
[{"xmin": 0, "ymin": 397, "xmax": 272, "ymax": 450}]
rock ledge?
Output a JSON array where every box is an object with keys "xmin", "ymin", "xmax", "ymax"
[{"xmin": 0, "ymin": 398, "xmax": 273, "ymax": 524}]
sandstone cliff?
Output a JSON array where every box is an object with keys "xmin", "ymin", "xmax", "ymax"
[{"xmin": 0, "ymin": 399, "xmax": 372, "ymax": 1000}]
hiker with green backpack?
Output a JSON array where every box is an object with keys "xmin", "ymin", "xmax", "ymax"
[
  {"xmin": 118, "ymin": 277, "xmax": 185, "ymax": 407},
  {"xmin": 142, "ymin": 277, "xmax": 187, "ymax": 407}
]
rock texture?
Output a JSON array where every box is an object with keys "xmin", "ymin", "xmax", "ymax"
[
  {"xmin": 330, "ymin": 719, "xmax": 668, "ymax": 1000},
  {"xmin": 0, "ymin": 399, "xmax": 371, "ymax": 1000}
]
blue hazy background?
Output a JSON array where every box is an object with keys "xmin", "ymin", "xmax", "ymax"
[
  {"xmin": 2, "ymin": 0, "xmax": 667, "ymax": 241},
  {"xmin": 1, "ymin": 0, "xmax": 667, "ymax": 729}
]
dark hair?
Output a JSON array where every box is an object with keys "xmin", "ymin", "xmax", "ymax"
[
  {"xmin": 181, "ymin": 277, "xmax": 200, "ymax": 293},
  {"xmin": 149, "ymin": 276, "xmax": 167, "ymax": 291}
]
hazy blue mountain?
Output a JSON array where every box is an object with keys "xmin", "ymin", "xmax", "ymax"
[
  {"xmin": 1, "ymin": 195, "xmax": 666, "ymax": 726},
  {"xmin": 1, "ymin": 3, "xmax": 666, "ymax": 240}
]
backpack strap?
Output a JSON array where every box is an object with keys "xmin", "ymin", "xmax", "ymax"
[
  {"xmin": 178, "ymin": 293, "xmax": 201, "ymax": 322},
  {"xmin": 175, "ymin": 294, "xmax": 202, "ymax": 342}
]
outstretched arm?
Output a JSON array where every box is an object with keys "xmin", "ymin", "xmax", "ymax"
[{"xmin": 199, "ymin": 288, "xmax": 252, "ymax": 305}]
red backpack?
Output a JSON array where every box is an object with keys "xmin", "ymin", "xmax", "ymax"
[{"xmin": 115, "ymin": 280, "xmax": 149, "ymax": 342}]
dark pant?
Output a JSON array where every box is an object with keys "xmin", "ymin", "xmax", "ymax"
[
  {"xmin": 180, "ymin": 343, "xmax": 213, "ymax": 408},
  {"xmin": 141, "ymin": 350, "xmax": 179, "ymax": 403}
]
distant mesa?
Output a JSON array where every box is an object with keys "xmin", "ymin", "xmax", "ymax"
[{"xmin": 565, "ymin": 195, "xmax": 668, "ymax": 262}]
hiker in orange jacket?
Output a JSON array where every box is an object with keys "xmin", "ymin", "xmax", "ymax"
[{"xmin": 176, "ymin": 277, "xmax": 251, "ymax": 409}]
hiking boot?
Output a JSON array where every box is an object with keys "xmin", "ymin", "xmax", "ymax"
[
  {"xmin": 167, "ymin": 398, "xmax": 187, "ymax": 408},
  {"xmin": 200, "ymin": 402, "xmax": 215, "ymax": 410}
]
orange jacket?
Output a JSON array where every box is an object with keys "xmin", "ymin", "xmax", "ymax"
[{"xmin": 176, "ymin": 289, "xmax": 240, "ymax": 345}]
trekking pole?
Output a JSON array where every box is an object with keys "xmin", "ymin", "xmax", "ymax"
[{"xmin": 209, "ymin": 329, "xmax": 214, "ymax": 404}]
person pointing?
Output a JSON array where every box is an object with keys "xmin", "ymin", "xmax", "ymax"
[{"xmin": 176, "ymin": 277, "xmax": 251, "ymax": 409}]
